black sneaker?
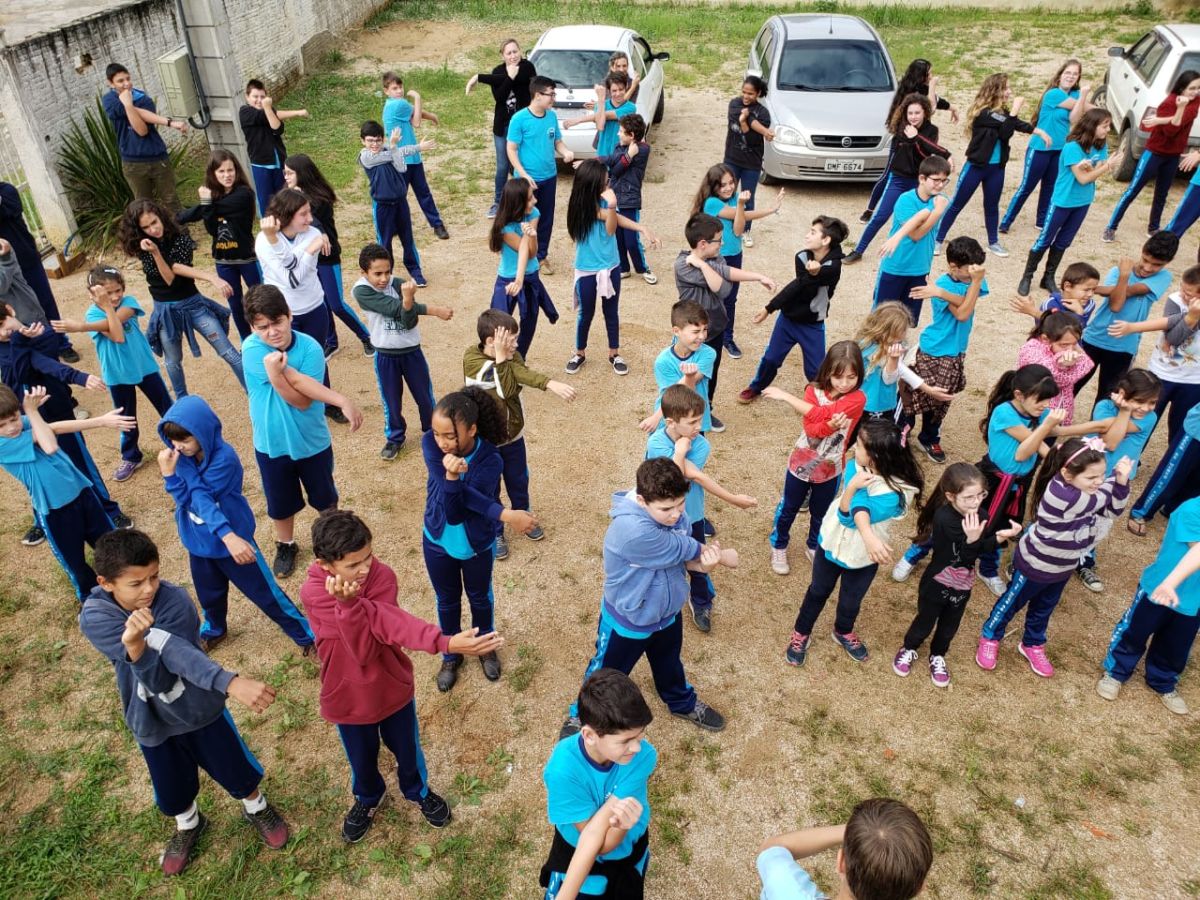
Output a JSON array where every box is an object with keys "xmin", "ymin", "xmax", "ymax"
[
  {"xmin": 342, "ymin": 795, "xmax": 385, "ymax": 844},
  {"xmin": 323, "ymin": 344, "xmax": 340, "ymax": 361},
  {"xmin": 436, "ymin": 657, "xmax": 461, "ymax": 692},
  {"xmin": 160, "ymin": 812, "xmax": 207, "ymax": 876},
  {"xmin": 859, "ymin": 209, "xmax": 873, "ymax": 224},
  {"xmin": 724, "ymin": 339, "xmax": 742, "ymax": 359},
  {"xmin": 672, "ymin": 699, "xmax": 726, "ymax": 732},
  {"xmin": 273, "ymin": 541, "xmax": 298, "ymax": 578},
  {"xmin": 703, "ymin": 519, "xmax": 717, "ymax": 538},
  {"xmin": 709, "ymin": 415, "xmax": 726, "ymax": 433},
  {"xmin": 326, "ymin": 406, "xmax": 349, "ymax": 425},
  {"xmin": 690, "ymin": 601, "xmax": 712, "ymax": 633},
  {"xmin": 832, "ymin": 629, "xmax": 870, "ymax": 662},
  {"xmin": 112, "ymin": 512, "xmax": 133, "ymax": 530},
  {"xmin": 843, "ymin": 250, "xmax": 863, "ymax": 265},
  {"xmin": 60, "ymin": 346, "xmax": 81, "ymax": 364},
  {"xmin": 362, "ymin": 339, "xmax": 376, "ymax": 357},
  {"xmin": 21, "ymin": 525, "xmax": 45, "ymax": 546},
  {"xmin": 559, "ymin": 715, "xmax": 582, "ymax": 741},
  {"xmin": 434, "ymin": 225, "xmax": 450, "ymax": 241},
  {"xmin": 480, "ymin": 650, "xmax": 501, "ymax": 681},
  {"xmin": 380, "ymin": 440, "xmax": 403, "ymax": 461},
  {"xmin": 565, "ymin": 353, "xmax": 585, "ymax": 375},
  {"xmin": 609, "ymin": 354, "xmax": 629, "ymax": 376},
  {"xmin": 418, "ymin": 790, "xmax": 452, "ymax": 828},
  {"xmin": 917, "ymin": 435, "xmax": 947, "ymax": 464}
]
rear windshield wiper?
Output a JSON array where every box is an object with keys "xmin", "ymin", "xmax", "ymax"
[{"xmin": 778, "ymin": 82, "xmax": 819, "ymax": 90}]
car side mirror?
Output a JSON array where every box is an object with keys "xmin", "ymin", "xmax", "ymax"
[
  {"xmin": 653, "ymin": 51, "xmax": 671, "ymax": 61},
  {"xmin": 1107, "ymin": 46, "xmax": 1125, "ymax": 58}
]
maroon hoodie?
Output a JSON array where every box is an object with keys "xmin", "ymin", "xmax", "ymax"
[{"xmin": 300, "ymin": 559, "xmax": 450, "ymax": 725}]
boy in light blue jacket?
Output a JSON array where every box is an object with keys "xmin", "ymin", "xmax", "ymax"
[{"xmin": 560, "ymin": 457, "xmax": 738, "ymax": 739}]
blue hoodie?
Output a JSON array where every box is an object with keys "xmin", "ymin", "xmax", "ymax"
[
  {"xmin": 602, "ymin": 489, "xmax": 702, "ymax": 635},
  {"xmin": 79, "ymin": 579, "xmax": 237, "ymax": 747},
  {"xmin": 158, "ymin": 395, "xmax": 257, "ymax": 559},
  {"xmin": 421, "ymin": 429, "xmax": 504, "ymax": 559}
]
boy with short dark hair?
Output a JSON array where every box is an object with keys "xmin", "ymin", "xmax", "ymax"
[
  {"xmin": 646, "ymin": 383, "xmax": 756, "ymax": 634},
  {"xmin": 102, "ymin": 63, "xmax": 185, "ymax": 210},
  {"xmin": 561, "ymin": 457, "xmax": 738, "ymax": 740},
  {"xmin": 382, "ymin": 71, "xmax": 448, "ymax": 240},
  {"xmin": 239, "ymin": 79, "xmax": 308, "ymax": 214},
  {"xmin": 875, "ymin": 156, "xmax": 953, "ymax": 325},
  {"xmin": 563, "ymin": 72, "xmax": 636, "ymax": 159},
  {"xmin": 758, "ymin": 798, "xmax": 933, "ymax": 899},
  {"xmin": 638, "ymin": 299, "xmax": 715, "ymax": 434},
  {"xmin": 301, "ymin": 509, "xmax": 503, "ymax": 842},
  {"xmin": 1010, "ymin": 261, "xmax": 1101, "ymax": 326},
  {"xmin": 241, "ymin": 285, "xmax": 364, "ymax": 578},
  {"xmin": 0, "ymin": 385, "xmax": 133, "ymax": 598},
  {"xmin": 464, "ymin": 308, "xmax": 577, "ymax": 559},
  {"xmin": 351, "ymin": 242, "xmax": 452, "ymax": 460},
  {"xmin": 674, "ymin": 213, "xmax": 777, "ymax": 432},
  {"xmin": 740, "ymin": 215, "xmax": 849, "ymax": 402},
  {"xmin": 540, "ymin": 668, "xmax": 655, "ymax": 899},
  {"xmin": 359, "ymin": 120, "xmax": 435, "ymax": 285},
  {"xmin": 158, "ymin": 395, "xmax": 315, "ymax": 653},
  {"xmin": 599, "ymin": 113, "xmax": 654, "ymax": 283},
  {"xmin": 80, "ymin": 528, "xmax": 289, "ymax": 876}
]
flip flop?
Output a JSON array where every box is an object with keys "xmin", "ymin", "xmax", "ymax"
[{"xmin": 1126, "ymin": 518, "xmax": 1147, "ymax": 537}]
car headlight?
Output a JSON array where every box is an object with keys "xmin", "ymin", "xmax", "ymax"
[{"xmin": 774, "ymin": 125, "xmax": 805, "ymax": 147}]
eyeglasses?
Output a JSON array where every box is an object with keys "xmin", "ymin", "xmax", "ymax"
[
  {"xmin": 925, "ymin": 176, "xmax": 950, "ymax": 186},
  {"xmin": 538, "ymin": 90, "xmax": 556, "ymax": 98},
  {"xmin": 959, "ymin": 491, "xmax": 989, "ymax": 503}
]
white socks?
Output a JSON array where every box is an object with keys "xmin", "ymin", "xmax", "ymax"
[
  {"xmin": 242, "ymin": 792, "xmax": 267, "ymax": 815},
  {"xmin": 175, "ymin": 802, "xmax": 200, "ymax": 831}
]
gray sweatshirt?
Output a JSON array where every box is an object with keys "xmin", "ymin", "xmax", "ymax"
[{"xmin": 0, "ymin": 250, "xmax": 48, "ymax": 327}]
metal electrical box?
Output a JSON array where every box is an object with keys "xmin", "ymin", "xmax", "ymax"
[{"xmin": 155, "ymin": 46, "xmax": 201, "ymax": 119}]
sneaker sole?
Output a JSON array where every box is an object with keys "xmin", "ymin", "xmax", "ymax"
[
  {"xmin": 892, "ymin": 569, "xmax": 913, "ymax": 583},
  {"xmin": 21, "ymin": 535, "xmax": 45, "ymax": 547},
  {"xmin": 771, "ymin": 566, "xmax": 790, "ymax": 576},
  {"xmin": 736, "ymin": 394, "xmax": 759, "ymax": 405},
  {"xmin": 784, "ymin": 650, "xmax": 806, "ymax": 667},
  {"xmin": 1095, "ymin": 680, "xmax": 1121, "ymax": 701},
  {"xmin": 1017, "ymin": 645, "xmax": 1053, "ymax": 678},
  {"xmin": 161, "ymin": 815, "xmax": 208, "ymax": 876},
  {"xmin": 930, "ymin": 675, "xmax": 951, "ymax": 688},
  {"xmin": 1079, "ymin": 577, "xmax": 1105, "ymax": 593},
  {"xmin": 892, "ymin": 664, "xmax": 911, "ymax": 677},
  {"xmin": 526, "ymin": 531, "xmax": 546, "ymax": 541}
]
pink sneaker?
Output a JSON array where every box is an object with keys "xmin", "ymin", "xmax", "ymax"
[
  {"xmin": 1018, "ymin": 643, "xmax": 1055, "ymax": 678},
  {"xmin": 975, "ymin": 637, "xmax": 999, "ymax": 671}
]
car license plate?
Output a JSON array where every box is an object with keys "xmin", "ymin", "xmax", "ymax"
[{"xmin": 824, "ymin": 159, "xmax": 864, "ymax": 173}]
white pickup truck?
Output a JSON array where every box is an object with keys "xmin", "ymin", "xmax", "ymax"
[{"xmin": 1094, "ymin": 23, "xmax": 1200, "ymax": 181}]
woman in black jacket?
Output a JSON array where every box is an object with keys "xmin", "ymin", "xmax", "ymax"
[
  {"xmin": 933, "ymin": 73, "xmax": 1049, "ymax": 258},
  {"xmin": 177, "ymin": 150, "xmax": 259, "ymax": 338},
  {"xmin": 466, "ymin": 38, "xmax": 537, "ymax": 218}
]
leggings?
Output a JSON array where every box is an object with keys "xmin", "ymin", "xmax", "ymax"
[
  {"xmin": 936, "ymin": 162, "xmax": 1006, "ymax": 246},
  {"xmin": 1002, "ymin": 147, "xmax": 1060, "ymax": 230},
  {"xmin": 215, "ymin": 260, "xmax": 261, "ymax": 339},
  {"xmin": 793, "ymin": 549, "xmax": 878, "ymax": 636}
]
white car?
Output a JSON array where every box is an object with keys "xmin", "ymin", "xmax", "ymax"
[
  {"xmin": 528, "ymin": 25, "xmax": 670, "ymax": 160},
  {"xmin": 1095, "ymin": 23, "xmax": 1200, "ymax": 181},
  {"xmin": 747, "ymin": 14, "xmax": 897, "ymax": 182}
]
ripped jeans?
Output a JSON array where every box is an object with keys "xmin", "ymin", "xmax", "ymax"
[{"xmin": 155, "ymin": 299, "xmax": 245, "ymax": 398}]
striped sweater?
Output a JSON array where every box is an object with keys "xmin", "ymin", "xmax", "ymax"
[{"xmin": 1014, "ymin": 476, "xmax": 1130, "ymax": 583}]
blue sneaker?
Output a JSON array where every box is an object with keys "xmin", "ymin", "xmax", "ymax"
[
  {"xmin": 786, "ymin": 631, "xmax": 810, "ymax": 667},
  {"xmin": 526, "ymin": 523, "xmax": 545, "ymax": 541},
  {"xmin": 832, "ymin": 629, "xmax": 869, "ymax": 662}
]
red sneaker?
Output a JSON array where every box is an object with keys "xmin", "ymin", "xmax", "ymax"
[
  {"xmin": 737, "ymin": 388, "xmax": 760, "ymax": 404},
  {"xmin": 161, "ymin": 813, "xmax": 207, "ymax": 876},
  {"xmin": 243, "ymin": 803, "xmax": 290, "ymax": 850}
]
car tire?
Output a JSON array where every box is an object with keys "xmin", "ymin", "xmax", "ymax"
[
  {"xmin": 1090, "ymin": 82, "xmax": 1107, "ymax": 111},
  {"xmin": 1114, "ymin": 124, "xmax": 1137, "ymax": 183},
  {"xmin": 653, "ymin": 90, "xmax": 665, "ymax": 125},
  {"xmin": 759, "ymin": 169, "xmax": 777, "ymax": 186}
]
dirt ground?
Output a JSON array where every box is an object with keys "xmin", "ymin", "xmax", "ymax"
[{"xmin": 3, "ymin": 16, "xmax": 1199, "ymax": 900}]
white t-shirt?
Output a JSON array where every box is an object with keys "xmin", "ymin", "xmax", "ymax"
[
  {"xmin": 757, "ymin": 847, "xmax": 829, "ymax": 900},
  {"xmin": 1148, "ymin": 293, "xmax": 1200, "ymax": 385}
]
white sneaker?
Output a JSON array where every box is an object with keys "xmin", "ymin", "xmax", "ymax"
[
  {"xmin": 933, "ymin": 241, "xmax": 943, "ymax": 256},
  {"xmin": 743, "ymin": 233, "xmax": 754, "ymax": 248},
  {"xmin": 1161, "ymin": 691, "xmax": 1190, "ymax": 715},
  {"xmin": 892, "ymin": 558, "xmax": 914, "ymax": 582},
  {"xmin": 1096, "ymin": 675, "xmax": 1122, "ymax": 701},
  {"xmin": 980, "ymin": 574, "xmax": 1007, "ymax": 597},
  {"xmin": 770, "ymin": 547, "xmax": 789, "ymax": 575}
]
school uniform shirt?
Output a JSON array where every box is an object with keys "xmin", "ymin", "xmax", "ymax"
[
  {"xmin": 300, "ymin": 557, "xmax": 451, "ymax": 725},
  {"xmin": 673, "ymin": 252, "xmax": 732, "ymax": 335},
  {"xmin": 1083, "ymin": 266, "xmax": 1174, "ymax": 355},
  {"xmin": 573, "ymin": 207, "xmax": 620, "ymax": 273},
  {"xmin": 653, "ymin": 340, "xmax": 716, "ymax": 432},
  {"xmin": 102, "ymin": 88, "xmax": 168, "ymax": 162},
  {"xmin": 1149, "ymin": 293, "xmax": 1200, "ymax": 385},
  {"xmin": 463, "ymin": 345, "xmax": 550, "ymax": 444},
  {"xmin": 918, "ymin": 273, "xmax": 989, "ymax": 357},
  {"xmin": 1093, "ymin": 399, "xmax": 1157, "ymax": 478},
  {"xmin": 85, "ymin": 296, "xmax": 158, "ymax": 386},
  {"xmin": 507, "ymin": 108, "xmax": 562, "ymax": 182},
  {"xmin": 1030, "ymin": 87, "xmax": 1079, "ymax": 151},
  {"xmin": 360, "ymin": 144, "xmax": 421, "ymax": 202},
  {"xmin": 1040, "ymin": 292, "xmax": 1096, "ymax": 328},
  {"xmin": 880, "ymin": 190, "xmax": 936, "ymax": 276},
  {"xmin": 600, "ymin": 143, "xmax": 649, "ymax": 210},
  {"xmin": 242, "ymin": 330, "xmax": 330, "ymax": 460},
  {"xmin": 158, "ymin": 395, "xmax": 258, "ymax": 559},
  {"xmin": 987, "ymin": 402, "xmax": 1049, "ymax": 476},
  {"xmin": 725, "ymin": 99, "xmax": 770, "ymax": 168},
  {"xmin": 860, "ymin": 343, "xmax": 925, "ymax": 414},
  {"xmin": 177, "ymin": 185, "xmax": 258, "ymax": 263},
  {"xmin": 255, "ymin": 227, "xmax": 325, "ymax": 315},
  {"xmin": 0, "ymin": 417, "xmax": 91, "ymax": 515},
  {"xmin": 542, "ymin": 735, "xmax": 657, "ymax": 896},
  {"xmin": 140, "ymin": 233, "xmax": 198, "ymax": 303},
  {"xmin": 1052, "ymin": 141, "xmax": 1108, "ymax": 208},
  {"xmin": 498, "ymin": 210, "xmax": 541, "ymax": 278},
  {"xmin": 351, "ymin": 276, "xmax": 424, "ymax": 354},
  {"xmin": 702, "ymin": 195, "xmax": 742, "ymax": 257},
  {"xmin": 238, "ymin": 105, "xmax": 287, "ymax": 167},
  {"xmin": 756, "ymin": 847, "xmax": 827, "ymax": 900},
  {"xmin": 765, "ymin": 246, "xmax": 845, "ymax": 325},
  {"xmin": 596, "ymin": 99, "xmax": 637, "ymax": 157},
  {"xmin": 421, "ymin": 430, "xmax": 504, "ymax": 559},
  {"xmin": 1014, "ymin": 475, "xmax": 1129, "ymax": 582},
  {"xmin": 382, "ymin": 97, "xmax": 425, "ymax": 164},
  {"xmin": 1139, "ymin": 496, "xmax": 1200, "ymax": 615},
  {"xmin": 0, "ymin": 333, "xmax": 89, "ymax": 398},
  {"xmin": 1146, "ymin": 94, "xmax": 1200, "ymax": 156},
  {"xmin": 646, "ymin": 425, "xmax": 710, "ymax": 526},
  {"xmin": 79, "ymin": 579, "xmax": 237, "ymax": 747}
]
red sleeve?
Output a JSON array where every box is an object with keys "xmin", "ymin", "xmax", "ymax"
[{"xmin": 802, "ymin": 387, "xmax": 866, "ymax": 439}]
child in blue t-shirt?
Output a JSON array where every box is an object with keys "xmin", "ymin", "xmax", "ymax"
[
  {"xmin": 562, "ymin": 73, "xmax": 636, "ymax": 158},
  {"xmin": 598, "ymin": 113, "xmax": 654, "ymax": 283},
  {"xmin": 540, "ymin": 669, "xmax": 656, "ymax": 900},
  {"xmin": 639, "ymin": 300, "xmax": 716, "ymax": 434},
  {"xmin": 1078, "ymin": 231, "xmax": 1179, "ymax": 406},
  {"xmin": 240, "ymin": 286, "xmax": 363, "ymax": 579},
  {"xmin": 900, "ymin": 237, "xmax": 987, "ymax": 462},
  {"xmin": 1019, "ymin": 109, "xmax": 1123, "ymax": 297},
  {"xmin": 1130, "ymin": 405, "xmax": 1200, "ymax": 533},
  {"xmin": 381, "ymin": 71, "xmax": 447, "ymax": 240},
  {"xmin": 1100, "ymin": 494, "xmax": 1200, "ymax": 716},
  {"xmin": 488, "ymin": 178, "xmax": 558, "ymax": 359},
  {"xmin": 0, "ymin": 385, "xmax": 134, "ymax": 599},
  {"xmin": 52, "ymin": 266, "xmax": 171, "ymax": 483},
  {"xmin": 646, "ymin": 384, "xmax": 756, "ymax": 635},
  {"xmin": 875, "ymin": 156, "xmax": 952, "ymax": 325}
]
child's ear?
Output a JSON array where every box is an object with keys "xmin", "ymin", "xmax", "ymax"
[
  {"xmin": 316, "ymin": 560, "xmax": 335, "ymax": 575},
  {"xmin": 835, "ymin": 847, "xmax": 846, "ymax": 874},
  {"xmin": 95, "ymin": 576, "xmax": 115, "ymax": 594}
]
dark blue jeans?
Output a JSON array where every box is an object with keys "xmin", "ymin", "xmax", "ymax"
[
  {"xmin": 215, "ymin": 260, "xmax": 261, "ymax": 339},
  {"xmin": 422, "ymin": 537, "xmax": 495, "ymax": 661},
  {"xmin": 533, "ymin": 176, "xmax": 556, "ymax": 262},
  {"xmin": 574, "ymin": 266, "xmax": 621, "ymax": 352},
  {"xmin": 492, "ymin": 135, "xmax": 513, "ymax": 205}
]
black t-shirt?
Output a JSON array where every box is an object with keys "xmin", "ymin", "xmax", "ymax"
[
  {"xmin": 724, "ymin": 98, "xmax": 771, "ymax": 169},
  {"xmin": 140, "ymin": 232, "xmax": 198, "ymax": 302},
  {"xmin": 478, "ymin": 60, "xmax": 537, "ymax": 137},
  {"xmin": 238, "ymin": 105, "xmax": 287, "ymax": 166},
  {"xmin": 920, "ymin": 505, "xmax": 999, "ymax": 595}
]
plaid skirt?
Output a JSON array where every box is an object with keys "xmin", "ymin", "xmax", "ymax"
[{"xmin": 899, "ymin": 350, "xmax": 965, "ymax": 416}]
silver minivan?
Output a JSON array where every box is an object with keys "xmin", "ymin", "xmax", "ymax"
[{"xmin": 748, "ymin": 14, "xmax": 896, "ymax": 182}]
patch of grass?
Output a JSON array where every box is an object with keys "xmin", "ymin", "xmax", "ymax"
[
  {"xmin": 1167, "ymin": 723, "xmax": 1200, "ymax": 772},
  {"xmin": 1026, "ymin": 859, "xmax": 1113, "ymax": 900},
  {"xmin": 648, "ymin": 771, "xmax": 693, "ymax": 864},
  {"xmin": 427, "ymin": 810, "xmax": 527, "ymax": 900}
]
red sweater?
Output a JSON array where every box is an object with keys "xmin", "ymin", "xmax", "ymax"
[
  {"xmin": 1146, "ymin": 94, "xmax": 1199, "ymax": 156},
  {"xmin": 300, "ymin": 559, "xmax": 450, "ymax": 725}
]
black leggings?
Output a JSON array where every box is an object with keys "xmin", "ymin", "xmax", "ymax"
[
  {"xmin": 903, "ymin": 582, "xmax": 969, "ymax": 657},
  {"xmin": 1076, "ymin": 340, "xmax": 1134, "ymax": 416},
  {"xmin": 794, "ymin": 549, "xmax": 878, "ymax": 635}
]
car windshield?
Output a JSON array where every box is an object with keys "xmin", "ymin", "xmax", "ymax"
[
  {"xmin": 776, "ymin": 39, "xmax": 893, "ymax": 92},
  {"xmin": 528, "ymin": 49, "xmax": 612, "ymax": 88}
]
